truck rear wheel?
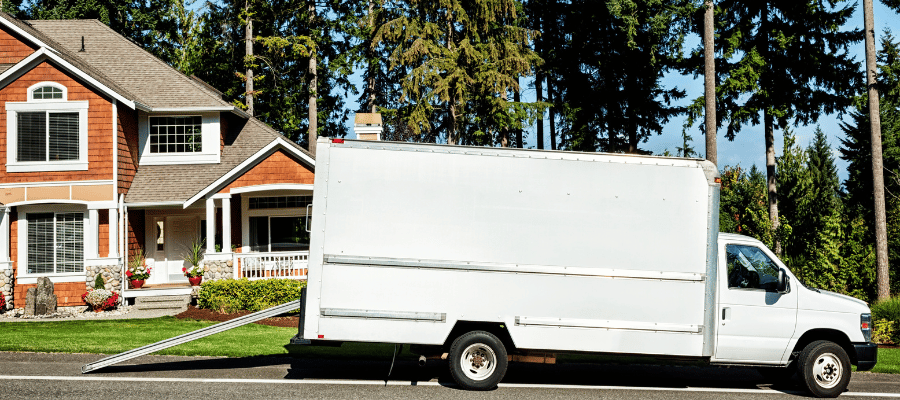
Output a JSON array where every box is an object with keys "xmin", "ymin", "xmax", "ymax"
[
  {"xmin": 798, "ymin": 340, "xmax": 851, "ymax": 398},
  {"xmin": 448, "ymin": 330, "xmax": 508, "ymax": 390}
]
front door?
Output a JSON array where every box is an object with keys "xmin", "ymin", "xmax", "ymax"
[
  {"xmin": 150, "ymin": 215, "xmax": 199, "ymax": 284},
  {"xmin": 715, "ymin": 243, "xmax": 798, "ymax": 363}
]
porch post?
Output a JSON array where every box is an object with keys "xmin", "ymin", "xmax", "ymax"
[
  {"xmin": 221, "ymin": 196, "xmax": 231, "ymax": 253},
  {"xmin": 0, "ymin": 207, "xmax": 9, "ymax": 263},
  {"xmin": 87, "ymin": 209, "xmax": 99, "ymax": 259},
  {"xmin": 206, "ymin": 198, "xmax": 216, "ymax": 253},
  {"xmin": 107, "ymin": 208, "xmax": 118, "ymax": 258}
]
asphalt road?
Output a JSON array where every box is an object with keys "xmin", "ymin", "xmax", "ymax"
[{"xmin": 1, "ymin": 352, "xmax": 899, "ymax": 399}]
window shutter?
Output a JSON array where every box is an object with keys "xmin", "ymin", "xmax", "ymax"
[
  {"xmin": 27, "ymin": 213, "xmax": 55, "ymax": 274},
  {"xmin": 49, "ymin": 112, "xmax": 79, "ymax": 161},
  {"xmin": 17, "ymin": 112, "xmax": 46, "ymax": 162}
]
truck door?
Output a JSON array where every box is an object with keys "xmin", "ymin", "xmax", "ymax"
[{"xmin": 715, "ymin": 243, "xmax": 798, "ymax": 363}]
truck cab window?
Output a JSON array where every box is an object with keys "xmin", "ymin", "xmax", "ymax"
[{"xmin": 726, "ymin": 245, "xmax": 780, "ymax": 291}]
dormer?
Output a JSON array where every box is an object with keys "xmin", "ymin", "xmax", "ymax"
[{"xmin": 137, "ymin": 112, "xmax": 221, "ymax": 165}]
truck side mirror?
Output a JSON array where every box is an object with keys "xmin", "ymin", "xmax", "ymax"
[{"xmin": 777, "ymin": 269, "xmax": 791, "ymax": 294}]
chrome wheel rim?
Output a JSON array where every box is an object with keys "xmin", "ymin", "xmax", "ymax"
[
  {"xmin": 812, "ymin": 352, "xmax": 842, "ymax": 389},
  {"xmin": 460, "ymin": 343, "xmax": 497, "ymax": 381}
]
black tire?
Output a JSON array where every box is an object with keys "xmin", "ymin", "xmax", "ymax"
[
  {"xmin": 756, "ymin": 366, "xmax": 796, "ymax": 384},
  {"xmin": 448, "ymin": 330, "xmax": 508, "ymax": 390},
  {"xmin": 797, "ymin": 340, "xmax": 851, "ymax": 398}
]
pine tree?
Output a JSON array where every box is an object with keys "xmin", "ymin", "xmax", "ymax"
[
  {"xmin": 713, "ymin": 0, "xmax": 862, "ymax": 255},
  {"xmin": 840, "ymin": 30, "xmax": 900, "ymax": 296},
  {"xmin": 374, "ymin": 0, "xmax": 541, "ymax": 146}
]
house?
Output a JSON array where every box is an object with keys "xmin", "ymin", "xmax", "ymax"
[{"xmin": 0, "ymin": 13, "xmax": 336, "ymax": 309}]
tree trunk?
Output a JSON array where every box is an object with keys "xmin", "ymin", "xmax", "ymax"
[
  {"xmin": 627, "ymin": 117, "xmax": 638, "ymax": 154},
  {"xmin": 244, "ymin": 1, "xmax": 254, "ymax": 117},
  {"xmin": 863, "ymin": 0, "xmax": 890, "ymax": 300},
  {"xmin": 365, "ymin": 0, "xmax": 376, "ymax": 113},
  {"xmin": 514, "ymin": 78, "xmax": 522, "ymax": 148},
  {"xmin": 500, "ymin": 89, "xmax": 509, "ymax": 147},
  {"xmin": 446, "ymin": 9, "xmax": 457, "ymax": 145},
  {"xmin": 536, "ymin": 74, "xmax": 544, "ymax": 149},
  {"xmin": 703, "ymin": 0, "xmax": 716, "ymax": 165},
  {"xmin": 308, "ymin": 1, "xmax": 317, "ymax": 155},
  {"xmin": 549, "ymin": 77, "xmax": 556, "ymax": 150},
  {"xmin": 764, "ymin": 111, "xmax": 781, "ymax": 254}
]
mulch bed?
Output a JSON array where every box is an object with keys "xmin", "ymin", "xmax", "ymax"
[{"xmin": 175, "ymin": 305, "xmax": 299, "ymax": 328}]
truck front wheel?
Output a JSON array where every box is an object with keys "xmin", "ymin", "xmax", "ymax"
[
  {"xmin": 448, "ymin": 330, "xmax": 508, "ymax": 390},
  {"xmin": 798, "ymin": 340, "xmax": 851, "ymax": 398}
]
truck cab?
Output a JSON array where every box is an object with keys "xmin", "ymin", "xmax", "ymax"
[{"xmin": 714, "ymin": 233, "xmax": 877, "ymax": 396}]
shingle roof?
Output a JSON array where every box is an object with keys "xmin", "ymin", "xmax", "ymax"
[
  {"xmin": 125, "ymin": 117, "xmax": 314, "ymax": 204},
  {"xmin": 0, "ymin": 13, "xmax": 142, "ymax": 103},
  {"xmin": 25, "ymin": 19, "xmax": 231, "ymax": 109}
]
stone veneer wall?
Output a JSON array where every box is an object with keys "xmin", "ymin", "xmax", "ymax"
[
  {"xmin": 1, "ymin": 269, "xmax": 12, "ymax": 309},
  {"xmin": 86, "ymin": 265, "xmax": 122, "ymax": 291},
  {"xmin": 202, "ymin": 259, "xmax": 234, "ymax": 281}
]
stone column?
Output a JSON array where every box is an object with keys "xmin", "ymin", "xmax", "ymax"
[{"xmin": 206, "ymin": 198, "xmax": 216, "ymax": 252}]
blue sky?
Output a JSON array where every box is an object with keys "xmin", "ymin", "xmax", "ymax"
[{"xmin": 342, "ymin": 1, "xmax": 900, "ymax": 183}]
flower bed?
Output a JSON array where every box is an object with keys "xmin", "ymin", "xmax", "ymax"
[{"xmin": 81, "ymin": 289, "xmax": 119, "ymax": 312}]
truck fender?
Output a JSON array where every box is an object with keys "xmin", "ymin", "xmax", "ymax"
[
  {"xmin": 443, "ymin": 321, "xmax": 517, "ymax": 354},
  {"xmin": 790, "ymin": 329, "xmax": 858, "ymax": 366}
]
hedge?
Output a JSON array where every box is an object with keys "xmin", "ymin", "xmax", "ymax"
[
  {"xmin": 197, "ymin": 278, "xmax": 306, "ymax": 313},
  {"xmin": 872, "ymin": 296, "xmax": 900, "ymax": 345}
]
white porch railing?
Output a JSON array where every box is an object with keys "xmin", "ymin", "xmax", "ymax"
[{"xmin": 235, "ymin": 251, "xmax": 309, "ymax": 280}]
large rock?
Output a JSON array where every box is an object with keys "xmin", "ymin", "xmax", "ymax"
[{"xmin": 24, "ymin": 277, "xmax": 57, "ymax": 316}]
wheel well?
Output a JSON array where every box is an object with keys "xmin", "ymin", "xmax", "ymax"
[
  {"xmin": 792, "ymin": 329, "xmax": 857, "ymax": 365},
  {"xmin": 443, "ymin": 321, "xmax": 516, "ymax": 353}
]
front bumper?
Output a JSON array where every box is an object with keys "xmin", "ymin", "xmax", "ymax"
[{"xmin": 853, "ymin": 342, "xmax": 878, "ymax": 371}]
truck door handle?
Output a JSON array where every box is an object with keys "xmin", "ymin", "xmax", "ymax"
[{"xmin": 721, "ymin": 307, "xmax": 730, "ymax": 325}]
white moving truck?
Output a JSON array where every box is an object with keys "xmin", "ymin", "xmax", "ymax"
[{"xmin": 294, "ymin": 138, "xmax": 877, "ymax": 397}]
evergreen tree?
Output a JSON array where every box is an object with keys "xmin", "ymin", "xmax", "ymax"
[
  {"xmin": 374, "ymin": 0, "xmax": 541, "ymax": 146},
  {"xmin": 719, "ymin": 165, "xmax": 774, "ymax": 248},
  {"xmin": 840, "ymin": 30, "xmax": 900, "ymax": 296},
  {"xmin": 712, "ymin": 0, "xmax": 862, "ymax": 254},
  {"xmin": 544, "ymin": 0, "xmax": 691, "ymax": 154}
]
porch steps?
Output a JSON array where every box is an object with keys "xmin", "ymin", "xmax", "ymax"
[{"xmin": 134, "ymin": 295, "xmax": 191, "ymax": 312}]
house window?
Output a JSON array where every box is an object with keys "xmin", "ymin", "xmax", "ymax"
[
  {"xmin": 27, "ymin": 212, "xmax": 84, "ymax": 274},
  {"xmin": 6, "ymin": 84, "xmax": 88, "ymax": 172},
  {"xmin": 149, "ymin": 116, "xmax": 202, "ymax": 153},
  {"xmin": 32, "ymin": 86, "xmax": 63, "ymax": 100},
  {"xmin": 16, "ymin": 111, "xmax": 79, "ymax": 162},
  {"xmin": 249, "ymin": 216, "xmax": 310, "ymax": 252}
]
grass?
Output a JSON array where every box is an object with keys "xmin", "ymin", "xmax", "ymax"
[
  {"xmin": 0, "ymin": 317, "xmax": 897, "ymax": 375},
  {"xmin": 871, "ymin": 348, "xmax": 900, "ymax": 374}
]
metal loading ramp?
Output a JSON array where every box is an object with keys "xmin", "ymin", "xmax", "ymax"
[{"xmin": 81, "ymin": 299, "xmax": 303, "ymax": 373}]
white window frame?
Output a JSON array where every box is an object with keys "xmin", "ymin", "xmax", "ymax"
[
  {"xmin": 28, "ymin": 81, "xmax": 68, "ymax": 102},
  {"xmin": 16, "ymin": 204, "xmax": 89, "ymax": 282},
  {"xmin": 138, "ymin": 112, "xmax": 221, "ymax": 165},
  {"xmin": 6, "ymin": 99, "xmax": 89, "ymax": 173}
]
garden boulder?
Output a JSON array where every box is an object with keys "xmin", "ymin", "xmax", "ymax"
[{"xmin": 25, "ymin": 277, "xmax": 57, "ymax": 316}]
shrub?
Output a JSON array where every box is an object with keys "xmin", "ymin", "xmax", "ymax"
[
  {"xmin": 871, "ymin": 296, "xmax": 900, "ymax": 323},
  {"xmin": 94, "ymin": 274, "xmax": 105, "ymax": 289},
  {"xmin": 198, "ymin": 278, "xmax": 306, "ymax": 312},
  {"xmin": 81, "ymin": 289, "xmax": 119, "ymax": 311},
  {"xmin": 873, "ymin": 319, "xmax": 897, "ymax": 345}
]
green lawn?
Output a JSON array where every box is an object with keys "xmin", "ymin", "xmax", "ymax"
[{"xmin": 0, "ymin": 317, "xmax": 897, "ymax": 375}]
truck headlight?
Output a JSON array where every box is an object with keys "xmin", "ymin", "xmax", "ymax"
[{"xmin": 861, "ymin": 313, "xmax": 872, "ymax": 342}]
